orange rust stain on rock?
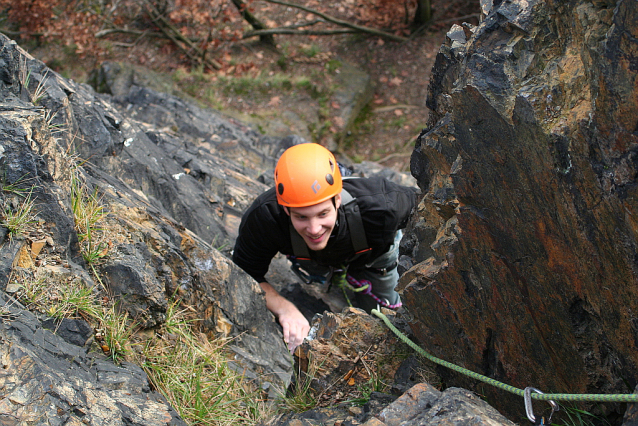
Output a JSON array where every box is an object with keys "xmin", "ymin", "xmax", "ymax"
[{"xmin": 534, "ymin": 219, "xmax": 580, "ymax": 292}]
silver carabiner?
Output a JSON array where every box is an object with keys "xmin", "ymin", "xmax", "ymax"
[{"xmin": 524, "ymin": 387, "xmax": 560, "ymax": 424}]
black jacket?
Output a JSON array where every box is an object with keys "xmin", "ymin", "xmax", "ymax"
[{"xmin": 232, "ymin": 176, "xmax": 417, "ymax": 283}]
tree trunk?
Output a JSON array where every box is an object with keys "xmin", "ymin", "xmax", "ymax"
[
  {"xmin": 230, "ymin": 0, "xmax": 276, "ymax": 46},
  {"xmin": 413, "ymin": 0, "xmax": 431, "ymax": 27}
]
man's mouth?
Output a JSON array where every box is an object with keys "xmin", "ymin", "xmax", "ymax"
[{"xmin": 307, "ymin": 232, "xmax": 325, "ymax": 243}]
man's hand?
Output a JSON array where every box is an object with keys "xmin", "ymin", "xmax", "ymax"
[
  {"xmin": 278, "ymin": 307, "xmax": 310, "ymax": 353},
  {"xmin": 259, "ymin": 282, "xmax": 310, "ymax": 353}
]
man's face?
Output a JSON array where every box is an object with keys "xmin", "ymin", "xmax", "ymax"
[{"xmin": 287, "ymin": 195, "xmax": 341, "ymax": 251}]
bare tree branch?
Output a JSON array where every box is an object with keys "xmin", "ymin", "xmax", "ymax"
[
  {"xmin": 261, "ymin": 0, "xmax": 408, "ymax": 43},
  {"xmin": 285, "ymin": 19, "xmax": 325, "ymax": 29},
  {"xmin": 437, "ymin": 13, "xmax": 481, "ymax": 24},
  {"xmin": 95, "ymin": 28, "xmax": 163, "ymax": 38},
  {"xmin": 244, "ymin": 28, "xmax": 357, "ymax": 38},
  {"xmin": 143, "ymin": 0, "xmax": 222, "ymax": 70}
]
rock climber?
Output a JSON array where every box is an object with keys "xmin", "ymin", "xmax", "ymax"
[{"xmin": 232, "ymin": 143, "xmax": 417, "ymax": 352}]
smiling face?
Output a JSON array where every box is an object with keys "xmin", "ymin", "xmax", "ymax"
[{"xmin": 287, "ymin": 195, "xmax": 341, "ymax": 251}]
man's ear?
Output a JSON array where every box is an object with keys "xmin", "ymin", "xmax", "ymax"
[
  {"xmin": 334, "ymin": 194, "xmax": 342, "ymax": 209},
  {"xmin": 283, "ymin": 206, "xmax": 290, "ymax": 216}
]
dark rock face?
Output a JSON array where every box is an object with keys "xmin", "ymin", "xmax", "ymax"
[
  {"xmin": 3, "ymin": 0, "xmax": 638, "ymax": 422},
  {"xmin": 0, "ymin": 33, "xmax": 292, "ymax": 421},
  {"xmin": 0, "ymin": 294, "xmax": 187, "ymax": 425},
  {"xmin": 403, "ymin": 0, "xmax": 638, "ymax": 420}
]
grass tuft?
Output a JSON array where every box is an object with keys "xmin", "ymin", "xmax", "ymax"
[
  {"xmin": 11, "ymin": 268, "xmax": 266, "ymax": 424},
  {"xmin": 552, "ymin": 404, "xmax": 611, "ymax": 426},
  {"xmin": 70, "ymin": 171, "xmax": 110, "ymax": 264},
  {"xmin": 1, "ymin": 188, "xmax": 37, "ymax": 237},
  {"xmin": 274, "ymin": 358, "xmax": 318, "ymax": 414},
  {"xmin": 136, "ymin": 298, "xmax": 267, "ymax": 425},
  {"xmin": 97, "ymin": 304, "xmax": 136, "ymax": 363}
]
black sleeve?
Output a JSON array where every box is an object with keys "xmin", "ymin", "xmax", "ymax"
[
  {"xmin": 345, "ymin": 177, "xmax": 417, "ymax": 248},
  {"xmin": 379, "ymin": 178, "xmax": 417, "ymax": 231},
  {"xmin": 232, "ymin": 188, "xmax": 287, "ymax": 283}
]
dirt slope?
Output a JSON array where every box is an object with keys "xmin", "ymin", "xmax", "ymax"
[{"xmin": 26, "ymin": 0, "xmax": 479, "ymax": 171}]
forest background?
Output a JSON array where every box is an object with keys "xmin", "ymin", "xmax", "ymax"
[{"xmin": 0, "ymin": 0, "xmax": 480, "ymax": 172}]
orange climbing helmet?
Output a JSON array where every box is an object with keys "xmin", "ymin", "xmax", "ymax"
[{"xmin": 274, "ymin": 143, "xmax": 343, "ymax": 207}]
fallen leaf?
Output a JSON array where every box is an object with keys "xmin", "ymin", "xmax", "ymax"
[
  {"xmin": 389, "ymin": 77, "xmax": 403, "ymax": 86},
  {"xmin": 268, "ymin": 96, "xmax": 281, "ymax": 106},
  {"xmin": 389, "ymin": 96, "xmax": 398, "ymax": 104},
  {"xmin": 333, "ymin": 116, "xmax": 345, "ymax": 128},
  {"xmin": 394, "ymin": 109, "xmax": 404, "ymax": 116},
  {"xmin": 379, "ymin": 76, "xmax": 388, "ymax": 83},
  {"xmin": 331, "ymin": 101, "xmax": 341, "ymax": 109},
  {"xmin": 30, "ymin": 240, "xmax": 46, "ymax": 259},
  {"xmin": 348, "ymin": 377, "xmax": 356, "ymax": 386}
]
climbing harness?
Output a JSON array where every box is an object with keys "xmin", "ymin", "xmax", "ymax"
[
  {"xmin": 371, "ymin": 309, "xmax": 638, "ymax": 422},
  {"xmin": 289, "ymin": 260, "xmax": 329, "ymax": 285}
]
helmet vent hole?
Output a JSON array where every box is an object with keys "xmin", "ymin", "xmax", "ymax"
[
  {"xmin": 326, "ymin": 174, "xmax": 334, "ymax": 185},
  {"xmin": 278, "ymin": 183, "xmax": 285, "ymax": 195},
  {"xmin": 329, "ymin": 158, "xmax": 335, "ymax": 172}
]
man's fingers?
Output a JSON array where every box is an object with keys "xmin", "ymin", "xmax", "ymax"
[
  {"xmin": 281, "ymin": 320, "xmax": 303, "ymax": 352},
  {"xmin": 278, "ymin": 311, "xmax": 310, "ymax": 352},
  {"xmin": 285, "ymin": 322, "xmax": 300, "ymax": 347},
  {"xmin": 282, "ymin": 322, "xmax": 291, "ymax": 344}
]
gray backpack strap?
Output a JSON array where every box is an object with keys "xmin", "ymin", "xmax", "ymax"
[
  {"xmin": 341, "ymin": 189, "xmax": 369, "ymax": 253},
  {"xmin": 290, "ymin": 223, "xmax": 310, "ymax": 258}
]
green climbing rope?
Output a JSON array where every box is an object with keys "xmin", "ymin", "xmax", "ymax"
[
  {"xmin": 331, "ymin": 265, "xmax": 353, "ymax": 307},
  {"xmin": 371, "ymin": 309, "xmax": 638, "ymax": 403}
]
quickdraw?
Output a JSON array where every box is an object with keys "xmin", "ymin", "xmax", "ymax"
[{"xmin": 525, "ymin": 387, "xmax": 559, "ymax": 425}]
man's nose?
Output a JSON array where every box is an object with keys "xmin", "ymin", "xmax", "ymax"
[{"xmin": 307, "ymin": 218, "xmax": 322, "ymax": 234}]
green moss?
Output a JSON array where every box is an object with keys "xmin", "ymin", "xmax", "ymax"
[
  {"xmin": 301, "ymin": 44, "xmax": 320, "ymax": 58},
  {"xmin": 325, "ymin": 59, "xmax": 342, "ymax": 73}
]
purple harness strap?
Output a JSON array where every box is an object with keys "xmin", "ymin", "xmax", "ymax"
[{"xmin": 345, "ymin": 274, "xmax": 402, "ymax": 309}]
